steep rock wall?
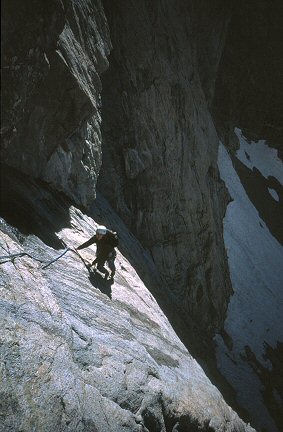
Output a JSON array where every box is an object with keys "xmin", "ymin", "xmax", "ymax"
[
  {"xmin": 98, "ymin": 0, "xmax": 232, "ymax": 331},
  {"xmin": 2, "ymin": 2, "xmax": 282, "ymax": 430},
  {"xmin": 1, "ymin": 0, "xmax": 111, "ymax": 206},
  {"xmin": 0, "ymin": 171, "xmax": 255, "ymax": 432}
]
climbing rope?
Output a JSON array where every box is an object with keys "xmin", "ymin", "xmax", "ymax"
[
  {"xmin": 0, "ymin": 251, "xmax": 45, "ymax": 264},
  {"xmin": 42, "ymin": 248, "xmax": 71, "ymax": 269},
  {"xmin": 0, "ymin": 252, "xmax": 26, "ymax": 261},
  {"xmin": 0, "ymin": 247, "xmax": 76, "ymax": 269}
]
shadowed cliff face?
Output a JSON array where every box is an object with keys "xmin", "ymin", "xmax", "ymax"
[
  {"xmin": 1, "ymin": 0, "xmax": 111, "ymax": 206},
  {"xmin": 211, "ymin": 7, "xmax": 283, "ymax": 429},
  {"xmin": 213, "ymin": 0, "xmax": 283, "ymax": 155},
  {"xmin": 98, "ymin": 0, "xmax": 232, "ymax": 332},
  {"xmin": 217, "ymin": 139, "xmax": 283, "ymax": 432}
]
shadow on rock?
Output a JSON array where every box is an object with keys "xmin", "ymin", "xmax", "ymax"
[
  {"xmin": 0, "ymin": 164, "xmax": 72, "ymax": 250},
  {"xmin": 88, "ymin": 193, "xmax": 253, "ymax": 426},
  {"xmin": 88, "ymin": 270, "xmax": 113, "ymax": 299}
]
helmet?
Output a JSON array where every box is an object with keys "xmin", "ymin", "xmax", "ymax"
[{"xmin": 96, "ymin": 225, "xmax": 107, "ymax": 235}]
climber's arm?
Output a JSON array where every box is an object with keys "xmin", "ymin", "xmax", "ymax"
[{"xmin": 76, "ymin": 236, "xmax": 97, "ymax": 250}]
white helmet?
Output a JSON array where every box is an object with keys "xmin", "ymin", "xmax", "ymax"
[{"xmin": 96, "ymin": 225, "xmax": 107, "ymax": 235}]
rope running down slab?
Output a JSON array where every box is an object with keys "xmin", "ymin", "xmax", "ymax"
[{"xmin": 0, "ymin": 248, "xmax": 75, "ymax": 269}]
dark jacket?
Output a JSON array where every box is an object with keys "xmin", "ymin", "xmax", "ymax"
[{"xmin": 77, "ymin": 230, "xmax": 118, "ymax": 261}]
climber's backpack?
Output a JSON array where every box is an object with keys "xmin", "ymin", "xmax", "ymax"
[{"xmin": 107, "ymin": 230, "xmax": 119, "ymax": 247}]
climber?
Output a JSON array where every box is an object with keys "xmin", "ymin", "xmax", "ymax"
[{"xmin": 76, "ymin": 225, "xmax": 118, "ymax": 279}]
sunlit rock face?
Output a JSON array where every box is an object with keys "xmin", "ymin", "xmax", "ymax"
[
  {"xmin": 0, "ymin": 172, "xmax": 254, "ymax": 432},
  {"xmin": 1, "ymin": 0, "xmax": 111, "ymax": 206},
  {"xmin": 98, "ymin": 0, "xmax": 232, "ymax": 332}
]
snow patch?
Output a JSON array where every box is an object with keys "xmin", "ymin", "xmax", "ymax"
[
  {"xmin": 268, "ymin": 188, "xmax": 280, "ymax": 202},
  {"xmin": 214, "ymin": 333, "xmax": 275, "ymax": 432},
  {"xmin": 216, "ymin": 141, "xmax": 283, "ymax": 432},
  {"xmin": 234, "ymin": 127, "xmax": 283, "ymax": 185}
]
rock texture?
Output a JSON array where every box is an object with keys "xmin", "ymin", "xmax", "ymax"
[
  {"xmin": 1, "ymin": 0, "xmax": 111, "ymax": 206},
  {"xmin": 1, "ymin": 0, "xmax": 283, "ymax": 431},
  {"xmin": 0, "ymin": 173, "xmax": 254, "ymax": 432},
  {"xmin": 217, "ymin": 138, "xmax": 283, "ymax": 432},
  {"xmin": 98, "ymin": 0, "xmax": 232, "ymax": 331}
]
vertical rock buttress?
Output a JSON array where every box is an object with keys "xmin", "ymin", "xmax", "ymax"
[
  {"xmin": 98, "ymin": 0, "xmax": 232, "ymax": 331},
  {"xmin": 1, "ymin": 0, "xmax": 111, "ymax": 207}
]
